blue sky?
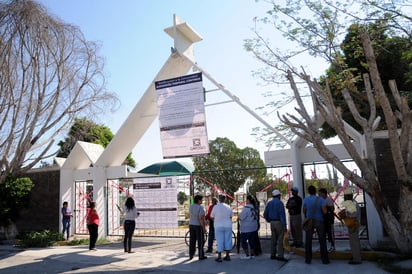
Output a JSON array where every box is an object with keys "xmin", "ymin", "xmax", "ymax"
[{"xmin": 37, "ymin": 0, "xmax": 327, "ymax": 169}]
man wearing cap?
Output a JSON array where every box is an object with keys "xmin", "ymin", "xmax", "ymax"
[
  {"xmin": 286, "ymin": 186, "xmax": 303, "ymax": 248},
  {"xmin": 263, "ymin": 189, "xmax": 288, "ymax": 262}
]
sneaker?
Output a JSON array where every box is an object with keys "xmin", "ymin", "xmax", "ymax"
[
  {"xmin": 328, "ymin": 246, "xmax": 335, "ymax": 252},
  {"xmin": 240, "ymin": 254, "xmax": 251, "ymax": 260}
]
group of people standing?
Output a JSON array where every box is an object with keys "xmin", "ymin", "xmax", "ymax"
[
  {"xmin": 287, "ymin": 185, "xmax": 361, "ymax": 265},
  {"xmin": 189, "ymin": 194, "xmax": 262, "ymax": 262},
  {"xmin": 189, "ymin": 194, "xmax": 235, "ymax": 262},
  {"xmin": 61, "ymin": 196, "xmax": 140, "ymax": 253},
  {"xmin": 188, "ymin": 185, "xmax": 362, "ymax": 265},
  {"xmin": 62, "ymin": 186, "xmax": 361, "ymax": 265}
]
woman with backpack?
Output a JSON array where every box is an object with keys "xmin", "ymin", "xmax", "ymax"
[{"xmin": 239, "ymin": 195, "xmax": 259, "ymax": 259}]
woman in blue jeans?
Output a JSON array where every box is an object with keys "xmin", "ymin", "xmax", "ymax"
[
  {"xmin": 239, "ymin": 195, "xmax": 259, "ymax": 259},
  {"xmin": 118, "ymin": 197, "xmax": 140, "ymax": 253},
  {"xmin": 61, "ymin": 201, "xmax": 72, "ymax": 240},
  {"xmin": 302, "ymin": 185, "xmax": 329, "ymax": 264}
]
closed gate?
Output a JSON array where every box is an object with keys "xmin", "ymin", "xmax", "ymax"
[{"xmin": 74, "ymin": 180, "xmax": 93, "ymax": 234}]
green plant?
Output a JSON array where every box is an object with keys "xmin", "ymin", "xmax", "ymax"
[
  {"xmin": 0, "ymin": 175, "xmax": 34, "ymax": 226},
  {"xmin": 18, "ymin": 230, "xmax": 64, "ymax": 247},
  {"xmin": 67, "ymin": 238, "xmax": 89, "ymax": 246},
  {"xmin": 177, "ymin": 191, "xmax": 187, "ymax": 205},
  {"xmin": 96, "ymin": 238, "xmax": 111, "ymax": 245}
]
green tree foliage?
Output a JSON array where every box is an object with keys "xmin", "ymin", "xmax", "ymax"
[
  {"xmin": 177, "ymin": 191, "xmax": 187, "ymax": 205},
  {"xmin": 0, "ymin": 176, "xmax": 34, "ymax": 226},
  {"xmin": 248, "ymin": 177, "xmax": 288, "ymax": 200},
  {"xmin": 320, "ymin": 21, "xmax": 412, "ymax": 137},
  {"xmin": 57, "ymin": 118, "xmax": 136, "ymax": 167},
  {"xmin": 246, "ymin": 0, "xmax": 412, "ymax": 142},
  {"xmin": 304, "ymin": 178, "xmax": 336, "ymax": 194},
  {"xmin": 192, "ymin": 137, "xmax": 266, "ymax": 198}
]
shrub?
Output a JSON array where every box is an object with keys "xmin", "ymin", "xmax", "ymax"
[
  {"xmin": 0, "ymin": 176, "xmax": 34, "ymax": 226},
  {"xmin": 18, "ymin": 230, "xmax": 64, "ymax": 247}
]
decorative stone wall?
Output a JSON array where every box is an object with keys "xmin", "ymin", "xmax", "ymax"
[{"xmin": 14, "ymin": 167, "xmax": 60, "ymax": 234}]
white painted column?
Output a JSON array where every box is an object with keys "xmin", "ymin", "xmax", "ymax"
[
  {"xmin": 291, "ymin": 141, "xmax": 304, "ymax": 195},
  {"xmin": 93, "ymin": 166, "xmax": 107, "ymax": 239}
]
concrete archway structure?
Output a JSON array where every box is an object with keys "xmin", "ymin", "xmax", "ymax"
[{"xmin": 59, "ymin": 15, "xmax": 203, "ymax": 238}]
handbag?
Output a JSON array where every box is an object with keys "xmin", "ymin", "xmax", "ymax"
[
  {"xmin": 302, "ymin": 218, "xmax": 313, "ymax": 231},
  {"xmin": 303, "ymin": 197, "xmax": 319, "ymax": 231}
]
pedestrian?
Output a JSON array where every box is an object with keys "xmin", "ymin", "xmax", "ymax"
[
  {"xmin": 251, "ymin": 194, "xmax": 262, "ymax": 256},
  {"xmin": 117, "ymin": 197, "xmax": 140, "ymax": 253},
  {"xmin": 211, "ymin": 194, "xmax": 233, "ymax": 262},
  {"xmin": 263, "ymin": 189, "xmax": 288, "ymax": 262},
  {"xmin": 302, "ymin": 185, "xmax": 329, "ymax": 264},
  {"xmin": 239, "ymin": 195, "xmax": 259, "ymax": 259},
  {"xmin": 341, "ymin": 188, "xmax": 362, "ymax": 264},
  {"xmin": 318, "ymin": 188, "xmax": 335, "ymax": 252},
  {"xmin": 61, "ymin": 201, "xmax": 73, "ymax": 240},
  {"xmin": 188, "ymin": 194, "xmax": 207, "ymax": 260},
  {"xmin": 205, "ymin": 197, "xmax": 218, "ymax": 253},
  {"xmin": 87, "ymin": 201, "xmax": 100, "ymax": 251},
  {"xmin": 285, "ymin": 186, "xmax": 303, "ymax": 248}
]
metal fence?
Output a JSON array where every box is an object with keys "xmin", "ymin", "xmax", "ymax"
[{"xmin": 104, "ymin": 164, "xmax": 368, "ymax": 241}]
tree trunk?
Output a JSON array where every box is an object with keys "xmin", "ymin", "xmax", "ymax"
[{"xmin": 371, "ymin": 185, "xmax": 412, "ymax": 254}]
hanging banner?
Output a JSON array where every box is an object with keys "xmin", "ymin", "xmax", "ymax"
[
  {"xmin": 155, "ymin": 72, "xmax": 210, "ymax": 158},
  {"xmin": 133, "ymin": 176, "xmax": 178, "ymax": 229}
]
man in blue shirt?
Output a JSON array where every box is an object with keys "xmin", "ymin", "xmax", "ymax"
[
  {"xmin": 263, "ymin": 189, "xmax": 288, "ymax": 262},
  {"xmin": 302, "ymin": 185, "xmax": 329, "ymax": 264}
]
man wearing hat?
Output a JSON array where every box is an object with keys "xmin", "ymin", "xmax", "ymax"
[
  {"xmin": 341, "ymin": 188, "xmax": 362, "ymax": 264},
  {"xmin": 263, "ymin": 189, "xmax": 288, "ymax": 261},
  {"xmin": 286, "ymin": 186, "xmax": 303, "ymax": 248}
]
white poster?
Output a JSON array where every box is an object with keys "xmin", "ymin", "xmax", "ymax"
[
  {"xmin": 133, "ymin": 176, "xmax": 178, "ymax": 229},
  {"xmin": 155, "ymin": 72, "xmax": 210, "ymax": 158}
]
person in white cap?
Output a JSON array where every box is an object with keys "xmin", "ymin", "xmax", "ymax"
[
  {"xmin": 263, "ymin": 189, "xmax": 288, "ymax": 262},
  {"xmin": 342, "ymin": 188, "xmax": 362, "ymax": 264},
  {"xmin": 286, "ymin": 186, "xmax": 303, "ymax": 248}
]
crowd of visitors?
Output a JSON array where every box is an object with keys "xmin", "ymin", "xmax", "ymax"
[
  {"xmin": 187, "ymin": 185, "xmax": 361, "ymax": 265},
  {"xmin": 65, "ymin": 186, "xmax": 361, "ymax": 266}
]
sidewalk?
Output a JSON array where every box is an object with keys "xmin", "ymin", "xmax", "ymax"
[{"xmin": 0, "ymin": 237, "xmax": 409, "ymax": 274}]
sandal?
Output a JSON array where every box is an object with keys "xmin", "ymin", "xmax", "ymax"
[{"xmin": 215, "ymin": 257, "xmax": 223, "ymax": 262}]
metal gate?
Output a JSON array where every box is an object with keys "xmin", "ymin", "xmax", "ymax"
[{"xmin": 74, "ymin": 180, "xmax": 93, "ymax": 234}]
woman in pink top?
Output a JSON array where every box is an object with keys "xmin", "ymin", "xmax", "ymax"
[{"xmin": 87, "ymin": 202, "xmax": 100, "ymax": 251}]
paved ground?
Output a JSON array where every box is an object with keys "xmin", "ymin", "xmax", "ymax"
[{"xmin": 0, "ymin": 237, "xmax": 410, "ymax": 274}]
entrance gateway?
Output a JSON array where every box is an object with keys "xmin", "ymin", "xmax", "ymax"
[{"xmin": 58, "ymin": 15, "xmax": 384, "ymax": 247}]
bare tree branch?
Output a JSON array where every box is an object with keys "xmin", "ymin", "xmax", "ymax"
[{"xmin": 0, "ymin": 0, "xmax": 119, "ymax": 182}]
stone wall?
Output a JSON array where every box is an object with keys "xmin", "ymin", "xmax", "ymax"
[{"xmin": 14, "ymin": 167, "xmax": 60, "ymax": 234}]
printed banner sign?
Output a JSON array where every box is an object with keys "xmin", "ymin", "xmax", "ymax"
[
  {"xmin": 155, "ymin": 72, "xmax": 210, "ymax": 158},
  {"xmin": 133, "ymin": 176, "xmax": 178, "ymax": 229}
]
